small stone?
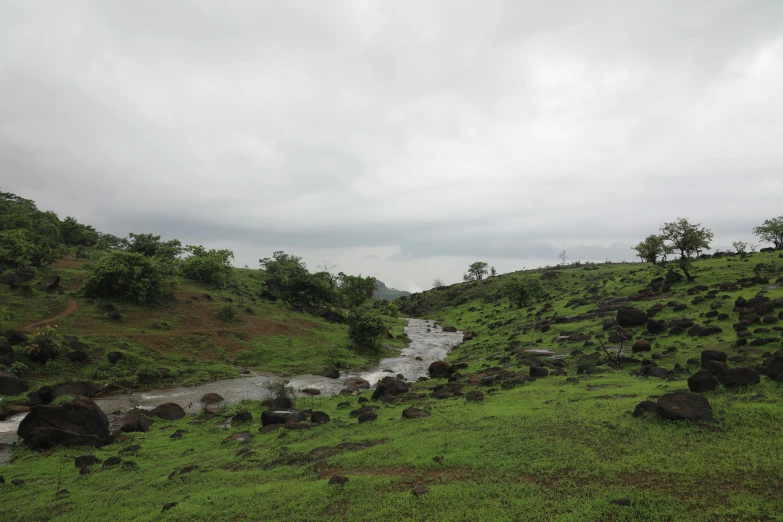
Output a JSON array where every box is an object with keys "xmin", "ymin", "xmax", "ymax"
[{"xmin": 328, "ymin": 474, "xmax": 349, "ymax": 486}]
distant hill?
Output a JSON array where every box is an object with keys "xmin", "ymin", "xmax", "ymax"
[{"xmin": 373, "ymin": 279, "xmax": 411, "ymax": 300}]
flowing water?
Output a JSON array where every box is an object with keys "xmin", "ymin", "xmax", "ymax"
[{"xmin": 0, "ymin": 318, "xmax": 462, "ymax": 465}]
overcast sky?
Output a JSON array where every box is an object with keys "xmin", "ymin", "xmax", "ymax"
[{"xmin": 2, "ymin": 1, "xmax": 782, "ymax": 291}]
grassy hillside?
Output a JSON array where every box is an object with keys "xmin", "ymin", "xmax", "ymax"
[
  {"xmin": 2, "ymin": 253, "xmax": 782, "ymax": 521},
  {"xmin": 0, "ymin": 256, "xmax": 407, "ymax": 396}
]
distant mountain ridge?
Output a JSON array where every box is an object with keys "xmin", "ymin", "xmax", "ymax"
[{"xmin": 373, "ymin": 279, "xmax": 411, "ymax": 300}]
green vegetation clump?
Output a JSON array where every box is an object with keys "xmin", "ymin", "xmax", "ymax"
[
  {"xmin": 348, "ymin": 308, "xmax": 386, "ymax": 350},
  {"xmin": 182, "ymin": 245, "xmax": 234, "ymax": 285},
  {"xmin": 82, "ymin": 250, "xmax": 175, "ymax": 305},
  {"xmin": 0, "ymin": 191, "xmax": 61, "ymax": 267}
]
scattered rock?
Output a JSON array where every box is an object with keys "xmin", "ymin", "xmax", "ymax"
[
  {"xmin": 465, "ymin": 391, "xmax": 484, "ymax": 402},
  {"xmin": 611, "ymin": 498, "xmax": 631, "ymax": 506},
  {"xmin": 311, "ymin": 411, "xmax": 330, "ymax": 423},
  {"xmin": 107, "ymin": 352, "xmax": 123, "ymax": 364},
  {"xmin": 328, "ymin": 474, "xmax": 349, "ymax": 486},
  {"xmin": 428, "ymin": 361, "xmax": 451, "ymax": 379},
  {"xmin": 148, "ymin": 403, "xmax": 186, "ymax": 421},
  {"xmin": 530, "ymin": 366, "xmax": 549, "ymax": 378},
  {"xmin": 0, "ymin": 371, "xmax": 29, "ymax": 396},
  {"xmin": 357, "ymin": 412, "xmax": 378, "ymax": 423},
  {"xmin": 402, "ymin": 407, "xmax": 430, "ymax": 419},
  {"xmin": 718, "ymin": 368, "xmax": 760, "ymax": 389},
  {"xmin": 617, "ymin": 307, "xmax": 648, "ymax": 327},
  {"xmin": 701, "ymin": 350, "xmax": 727, "ymax": 369},
  {"xmin": 646, "ymin": 319, "xmax": 666, "ymax": 334},
  {"xmin": 18, "ymin": 396, "xmax": 110, "ymax": 450},
  {"xmin": 631, "ymin": 340, "xmax": 651, "ymax": 353},
  {"xmin": 230, "ymin": 411, "xmax": 253, "ymax": 424},
  {"xmin": 656, "ymin": 391, "xmax": 713, "ymax": 422},
  {"xmin": 260, "ymin": 409, "xmax": 307, "ymax": 426},
  {"xmin": 74, "ymin": 455, "xmax": 101, "ymax": 471},
  {"xmin": 162, "ymin": 502, "xmax": 177, "ymax": 512},
  {"xmin": 687, "ymin": 369, "xmax": 720, "ymax": 393},
  {"xmin": 200, "ymin": 393, "xmax": 224, "ymax": 405},
  {"xmin": 222, "ymin": 431, "xmax": 253, "ymax": 443},
  {"xmin": 441, "ymin": 326, "xmax": 458, "ymax": 332},
  {"xmin": 117, "ymin": 409, "xmax": 152, "ymax": 433}
]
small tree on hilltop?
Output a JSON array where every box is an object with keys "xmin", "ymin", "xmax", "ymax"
[
  {"xmin": 558, "ymin": 250, "xmax": 568, "ymax": 265},
  {"xmin": 502, "ymin": 276, "xmax": 544, "ymax": 308},
  {"xmin": 432, "ymin": 277, "xmax": 444, "ymax": 288},
  {"xmin": 489, "ymin": 266, "xmax": 497, "ymax": 277},
  {"xmin": 82, "ymin": 251, "xmax": 176, "ymax": 304},
  {"xmin": 463, "ymin": 261, "xmax": 488, "ymax": 281},
  {"xmin": 732, "ymin": 241, "xmax": 748, "ymax": 255},
  {"xmin": 633, "ymin": 234, "xmax": 668, "ymax": 265},
  {"xmin": 753, "ymin": 216, "xmax": 783, "ymax": 250},
  {"xmin": 660, "ymin": 218, "xmax": 713, "ymax": 281}
]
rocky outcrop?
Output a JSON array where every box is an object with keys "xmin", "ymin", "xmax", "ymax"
[{"xmin": 17, "ymin": 396, "xmax": 110, "ymax": 449}]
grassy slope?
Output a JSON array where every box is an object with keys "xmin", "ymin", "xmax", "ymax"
[
  {"xmin": 2, "ymin": 254, "xmax": 783, "ymax": 521},
  {"xmin": 0, "ymin": 257, "xmax": 406, "ymax": 395}
]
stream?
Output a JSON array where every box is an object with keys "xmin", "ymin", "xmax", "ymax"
[{"xmin": 0, "ymin": 318, "xmax": 463, "ymax": 465}]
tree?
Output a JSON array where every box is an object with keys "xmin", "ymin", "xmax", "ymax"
[
  {"xmin": 337, "ymin": 273, "xmax": 377, "ymax": 308},
  {"xmin": 181, "ymin": 245, "xmax": 234, "ymax": 286},
  {"xmin": 82, "ymin": 251, "xmax": 176, "ymax": 305},
  {"xmin": 732, "ymin": 241, "xmax": 748, "ymax": 255},
  {"xmin": 463, "ymin": 261, "xmax": 488, "ymax": 282},
  {"xmin": 659, "ymin": 218, "xmax": 713, "ymax": 281},
  {"xmin": 259, "ymin": 251, "xmax": 335, "ymax": 306},
  {"xmin": 489, "ymin": 266, "xmax": 497, "ymax": 277},
  {"xmin": 347, "ymin": 308, "xmax": 386, "ymax": 351},
  {"xmin": 753, "ymin": 216, "xmax": 783, "ymax": 250},
  {"xmin": 96, "ymin": 232, "xmax": 126, "ymax": 251},
  {"xmin": 0, "ymin": 191, "xmax": 61, "ymax": 267},
  {"xmin": 432, "ymin": 278, "xmax": 444, "ymax": 288},
  {"xmin": 502, "ymin": 276, "xmax": 544, "ymax": 308},
  {"xmin": 632, "ymin": 234, "xmax": 668, "ymax": 265},
  {"xmin": 125, "ymin": 233, "xmax": 182, "ymax": 261},
  {"xmin": 558, "ymin": 250, "xmax": 568, "ymax": 265},
  {"xmin": 60, "ymin": 216, "xmax": 98, "ymax": 246}
]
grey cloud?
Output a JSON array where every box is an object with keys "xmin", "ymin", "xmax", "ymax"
[{"xmin": 2, "ymin": 1, "xmax": 783, "ymax": 290}]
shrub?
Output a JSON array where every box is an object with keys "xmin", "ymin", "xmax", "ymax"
[
  {"xmin": 348, "ymin": 308, "xmax": 386, "ymax": 350},
  {"xmin": 217, "ymin": 305, "xmax": 237, "ymax": 323},
  {"xmin": 82, "ymin": 251, "xmax": 175, "ymax": 305},
  {"xmin": 182, "ymin": 245, "xmax": 234, "ymax": 286},
  {"xmin": 261, "ymin": 379, "xmax": 295, "ymax": 409},
  {"xmin": 23, "ymin": 326, "xmax": 62, "ymax": 364}
]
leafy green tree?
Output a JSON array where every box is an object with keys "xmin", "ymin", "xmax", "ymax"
[
  {"xmin": 0, "ymin": 191, "xmax": 61, "ymax": 267},
  {"xmin": 732, "ymin": 241, "xmax": 748, "ymax": 254},
  {"xmin": 348, "ymin": 308, "xmax": 386, "ymax": 350},
  {"xmin": 60, "ymin": 216, "xmax": 98, "ymax": 246},
  {"xmin": 337, "ymin": 273, "xmax": 378, "ymax": 308},
  {"xmin": 632, "ymin": 234, "xmax": 669, "ymax": 265},
  {"xmin": 259, "ymin": 251, "xmax": 335, "ymax": 306},
  {"xmin": 489, "ymin": 266, "xmax": 497, "ymax": 277},
  {"xmin": 463, "ymin": 261, "xmax": 488, "ymax": 281},
  {"xmin": 502, "ymin": 276, "xmax": 544, "ymax": 308},
  {"xmin": 96, "ymin": 232, "xmax": 126, "ymax": 250},
  {"xmin": 82, "ymin": 251, "xmax": 176, "ymax": 304},
  {"xmin": 125, "ymin": 233, "xmax": 182, "ymax": 260},
  {"xmin": 660, "ymin": 218, "xmax": 713, "ymax": 281},
  {"xmin": 182, "ymin": 245, "xmax": 234, "ymax": 285},
  {"xmin": 753, "ymin": 216, "xmax": 783, "ymax": 250}
]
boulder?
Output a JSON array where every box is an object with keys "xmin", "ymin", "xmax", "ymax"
[
  {"xmin": 646, "ymin": 319, "xmax": 666, "ymax": 334},
  {"xmin": 27, "ymin": 385, "xmax": 54, "ymax": 405},
  {"xmin": 107, "ymin": 352, "xmax": 123, "ymax": 364},
  {"xmin": 699, "ymin": 326, "xmax": 723, "ymax": 337},
  {"xmin": 766, "ymin": 355, "xmax": 783, "ymax": 382},
  {"xmin": 465, "ymin": 391, "xmax": 484, "ymax": 402},
  {"xmin": 52, "ymin": 382, "xmax": 97, "ymax": 398},
  {"xmin": 344, "ymin": 378, "xmax": 370, "ymax": 389},
  {"xmin": 41, "ymin": 275, "xmax": 60, "ymax": 291},
  {"xmin": 117, "ymin": 409, "xmax": 152, "ymax": 433},
  {"xmin": 328, "ymin": 475, "xmax": 349, "ymax": 486},
  {"xmin": 718, "ymin": 368, "xmax": 760, "ymax": 389},
  {"xmin": 463, "ymin": 331, "xmax": 475, "ymax": 341},
  {"xmin": 357, "ymin": 411, "xmax": 377, "ymax": 423},
  {"xmin": 17, "ymin": 396, "xmax": 110, "ymax": 450},
  {"xmin": 320, "ymin": 366, "xmax": 340, "ymax": 379},
  {"xmin": 260, "ymin": 409, "xmax": 306, "ymax": 426},
  {"xmin": 616, "ymin": 307, "xmax": 648, "ymax": 327},
  {"xmin": 310, "ymin": 411, "xmax": 330, "ymax": 423},
  {"xmin": 4, "ymin": 330, "xmax": 28, "ymax": 345},
  {"xmin": 687, "ymin": 369, "xmax": 720, "ymax": 393},
  {"xmin": 231, "ymin": 411, "xmax": 253, "ymax": 424},
  {"xmin": 656, "ymin": 391, "xmax": 713, "ymax": 422},
  {"xmin": 700, "ymin": 350, "xmax": 727, "ymax": 369},
  {"xmin": 428, "ymin": 361, "xmax": 451, "ymax": 379},
  {"xmin": 631, "ymin": 340, "xmax": 651, "ymax": 353},
  {"xmin": 66, "ymin": 350, "xmax": 88, "ymax": 362},
  {"xmin": 371, "ymin": 376, "xmax": 409, "ymax": 400},
  {"xmin": 530, "ymin": 366, "xmax": 549, "ymax": 378},
  {"xmin": 0, "ymin": 371, "xmax": 29, "ymax": 396},
  {"xmin": 148, "ymin": 403, "xmax": 186, "ymax": 421},
  {"xmin": 401, "ymin": 407, "xmax": 430, "ymax": 419},
  {"xmin": 441, "ymin": 326, "xmax": 458, "ymax": 332},
  {"xmin": 200, "ymin": 393, "xmax": 224, "ymax": 405}
]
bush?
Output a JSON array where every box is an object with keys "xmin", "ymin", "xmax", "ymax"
[
  {"xmin": 261, "ymin": 379, "xmax": 295, "ymax": 409},
  {"xmin": 82, "ymin": 251, "xmax": 175, "ymax": 305},
  {"xmin": 23, "ymin": 326, "xmax": 62, "ymax": 364},
  {"xmin": 217, "ymin": 305, "xmax": 237, "ymax": 323},
  {"xmin": 348, "ymin": 308, "xmax": 386, "ymax": 350},
  {"xmin": 182, "ymin": 245, "xmax": 234, "ymax": 286}
]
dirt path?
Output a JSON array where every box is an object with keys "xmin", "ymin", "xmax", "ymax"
[{"xmin": 24, "ymin": 299, "xmax": 79, "ymax": 330}]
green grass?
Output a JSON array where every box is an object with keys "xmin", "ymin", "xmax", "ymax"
[{"xmin": 2, "ymin": 251, "xmax": 782, "ymax": 521}]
